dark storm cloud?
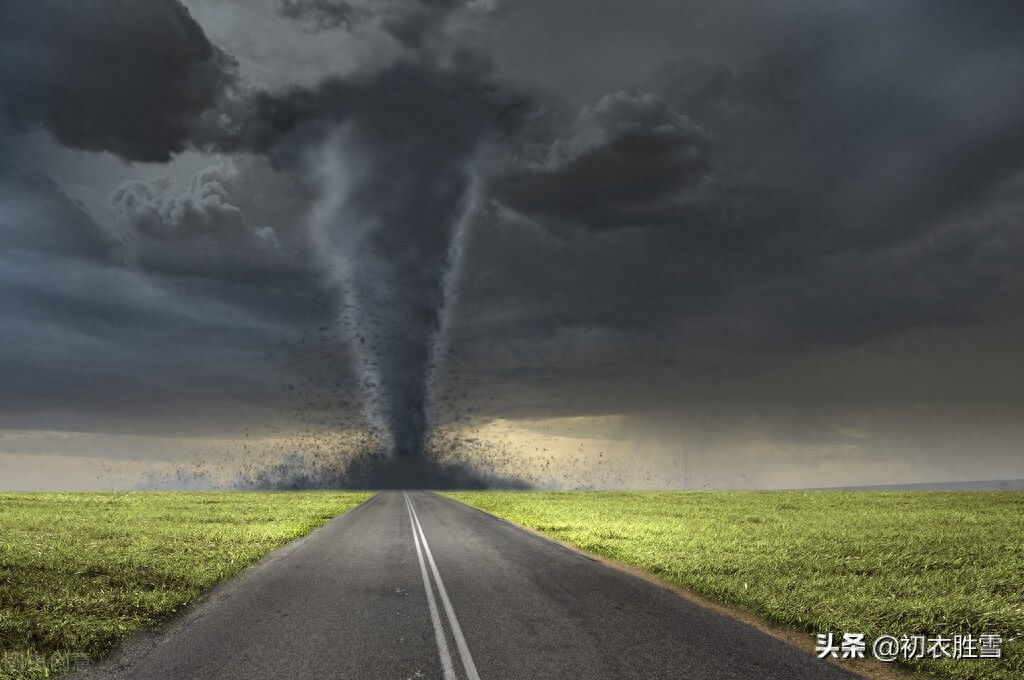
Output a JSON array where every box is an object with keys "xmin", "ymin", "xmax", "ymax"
[
  {"xmin": 0, "ymin": 0, "xmax": 237, "ymax": 162},
  {"xmin": 0, "ymin": 170, "xmax": 119, "ymax": 262},
  {"xmin": 111, "ymin": 160, "xmax": 297, "ymax": 276},
  {"xmin": 496, "ymin": 91, "xmax": 713, "ymax": 230},
  {"xmin": 4, "ymin": 0, "xmax": 1024, "ymax": 488},
  {"xmin": 273, "ymin": 0, "xmax": 501, "ymax": 47},
  {"xmin": 200, "ymin": 55, "xmax": 516, "ymax": 156},
  {"xmin": 275, "ymin": 0, "xmax": 364, "ymax": 31},
  {"xmin": 438, "ymin": 0, "xmax": 1024, "ymax": 424},
  {"xmin": 180, "ymin": 0, "xmax": 1024, "ymax": 435},
  {"xmin": 0, "ymin": 158, "xmax": 351, "ymax": 436}
]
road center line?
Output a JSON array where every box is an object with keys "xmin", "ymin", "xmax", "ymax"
[
  {"xmin": 407, "ymin": 494, "xmax": 482, "ymax": 680},
  {"xmin": 404, "ymin": 491, "xmax": 456, "ymax": 680}
]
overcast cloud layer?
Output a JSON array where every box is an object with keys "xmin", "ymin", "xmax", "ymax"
[{"xmin": 1, "ymin": 0, "xmax": 1023, "ymax": 488}]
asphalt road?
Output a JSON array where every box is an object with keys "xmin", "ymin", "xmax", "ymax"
[{"xmin": 83, "ymin": 491, "xmax": 862, "ymax": 680}]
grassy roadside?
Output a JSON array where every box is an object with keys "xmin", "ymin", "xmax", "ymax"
[
  {"xmin": 446, "ymin": 491, "xmax": 1023, "ymax": 680},
  {"xmin": 0, "ymin": 491, "xmax": 372, "ymax": 680}
]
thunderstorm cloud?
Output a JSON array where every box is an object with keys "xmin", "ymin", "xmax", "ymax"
[{"xmin": 1, "ymin": 0, "xmax": 1023, "ymax": 489}]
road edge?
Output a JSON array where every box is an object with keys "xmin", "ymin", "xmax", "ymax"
[
  {"xmin": 69, "ymin": 492, "xmax": 382, "ymax": 679},
  {"xmin": 438, "ymin": 492, "xmax": 919, "ymax": 680}
]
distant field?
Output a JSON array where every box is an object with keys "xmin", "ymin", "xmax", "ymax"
[
  {"xmin": 0, "ymin": 491, "xmax": 372, "ymax": 680},
  {"xmin": 447, "ymin": 491, "xmax": 1023, "ymax": 680}
]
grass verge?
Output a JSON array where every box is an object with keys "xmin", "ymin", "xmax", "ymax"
[
  {"xmin": 0, "ymin": 491, "xmax": 372, "ymax": 679},
  {"xmin": 446, "ymin": 490, "xmax": 1023, "ymax": 680}
]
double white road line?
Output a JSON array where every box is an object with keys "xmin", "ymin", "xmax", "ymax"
[{"xmin": 403, "ymin": 492, "xmax": 481, "ymax": 680}]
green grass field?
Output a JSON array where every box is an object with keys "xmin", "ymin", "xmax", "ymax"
[
  {"xmin": 0, "ymin": 491, "xmax": 371, "ymax": 680},
  {"xmin": 447, "ymin": 491, "xmax": 1024, "ymax": 680}
]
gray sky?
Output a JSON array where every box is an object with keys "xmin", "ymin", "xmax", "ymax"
[{"xmin": 2, "ymin": 0, "xmax": 1023, "ymax": 489}]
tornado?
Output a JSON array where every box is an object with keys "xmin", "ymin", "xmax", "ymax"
[
  {"xmin": 197, "ymin": 54, "xmax": 526, "ymax": 485},
  {"xmin": 292, "ymin": 62, "xmax": 505, "ymax": 471}
]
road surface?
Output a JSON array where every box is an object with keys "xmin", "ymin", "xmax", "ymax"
[{"xmin": 82, "ymin": 491, "xmax": 861, "ymax": 680}]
